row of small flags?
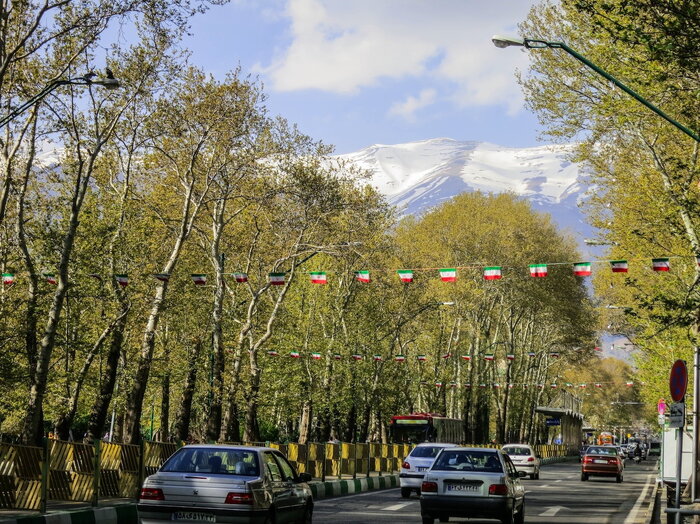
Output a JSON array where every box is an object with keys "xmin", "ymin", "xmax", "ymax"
[
  {"xmin": 421, "ymin": 381, "xmax": 634, "ymax": 389},
  {"xmin": 267, "ymin": 351, "xmax": 562, "ymax": 360},
  {"xmin": 0, "ymin": 256, "xmax": 679, "ymax": 287}
]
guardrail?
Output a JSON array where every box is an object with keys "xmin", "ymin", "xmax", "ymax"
[{"xmin": 0, "ymin": 439, "xmax": 574, "ymax": 512}]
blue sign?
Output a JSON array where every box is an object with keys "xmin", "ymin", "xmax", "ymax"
[{"xmin": 546, "ymin": 418, "xmax": 561, "ymax": 426}]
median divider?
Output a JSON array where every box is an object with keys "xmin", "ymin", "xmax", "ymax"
[
  {"xmin": 0, "ymin": 503, "xmax": 137, "ymax": 524},
  {"xmin": 309, "ymin": 474, "xmax": 399, "ymax": 499}
]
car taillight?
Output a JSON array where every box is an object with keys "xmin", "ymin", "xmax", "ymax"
[
  {"xmin": 225, "ymin": 491, "xmax": 253, "ymax": 504},
  {"xmin": 140, "ymin": 488, "xmax": 164, "ymax": 500},
  {"xmin": 402, "ymin": 461, "xmax": 411, "ymax": 469},
  {"xmin": 583, "ymin": 457, "xmax": 594, "ymax": 463},
  {"xmin": 609, "ymin": 458, "xmax": 619, "ymax": 465},
  {"xmin": 527, "ymin": 456, "xmax": 535, "ymax": 462},
  {"xmin": 421, "ymin": 481, "xmax": 438, "ymax": 493},
  {"xmin": 489, "ymin": 484, "xmax": 508, "ymax": 495}
]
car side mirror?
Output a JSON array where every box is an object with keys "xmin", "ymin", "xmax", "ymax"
[
  {"xmin": 518, "ymin": 471, "xmax": 527, "ymax": 478},
  {"xmin": 297, "ymin": 472, "xmax": 313, "ymax": 483}
]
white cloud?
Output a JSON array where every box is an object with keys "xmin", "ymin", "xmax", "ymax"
[
  {"xmin": 389, "ymin": 88, "xmax": 437, "ymax": 121},
  {"xmin": 254, "ymin": 0, "xmax": 536, "ymax": 110}
]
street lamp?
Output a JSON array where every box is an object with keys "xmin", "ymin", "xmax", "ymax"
[
  {"xmin": 0, "ymin": 68, "xmax": 120, "ymax": 128},
  {"xmin": 491, "ymin": 35, "xmax": 700, "ymax": 143},
  {"xmin": 584, "ymin": 238, "xmax": 619, "ymax": 246}
]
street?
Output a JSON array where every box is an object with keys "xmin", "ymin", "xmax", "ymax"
[{"xmin": 314, "ymin": 459, "xmax": 657, "ymax": 523}]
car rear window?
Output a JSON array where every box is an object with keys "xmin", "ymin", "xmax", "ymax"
[
  {"xmin": 161, "ymin": 447, "xmax": 260, "ymax": 476},
  {"xmin": 410, "ymin": 446, "xmax": 448, "ymax": 458},
  {"xmin": 432, "ymin": 450, "xmax": 503, "ymax": 472},
  {"xmin": 585, "ymin": 447, "xmax": 615, "ymax": 456},
  {"xmin": 502, "ymin": 447, "xmax": 531, "ymax": 456}
]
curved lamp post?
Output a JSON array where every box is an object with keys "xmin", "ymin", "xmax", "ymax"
[
  {"xmin": 0, "ymin": 68, "xmax": 120, "ymax": 128},
  {"xmin": 491, "ymin": 35, "xmax": 700, "ymax": 143}
]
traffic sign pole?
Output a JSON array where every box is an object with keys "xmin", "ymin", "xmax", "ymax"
[
  {"xmin": 693, "ymin": 348, "xmax": 699, "ymax": 503},
  {"xmin": 669, "ymin": 359, "xmax": 688, "ymax": 524}
]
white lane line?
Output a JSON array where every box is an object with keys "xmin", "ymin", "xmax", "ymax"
[
  {"xmin": 315, "ymin": 487, "xmax": 400, "ymax": 504},
  {"xmin": 623, "ymin": 474, "xmax": 653, "ymax": 524},
  {"xmin": 553, "ymin": 479, "xmax": 562, "ymax": 483},
  {"xmin": 383, "ymin": 502, "xmax": 414, "ymax": 511}
]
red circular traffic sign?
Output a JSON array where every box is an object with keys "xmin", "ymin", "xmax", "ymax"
[{"xmin": 670, "ymin": 360, "xmax": 688, "ymax": 402}]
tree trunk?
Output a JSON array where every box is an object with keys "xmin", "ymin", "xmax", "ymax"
[
  {"xmin": 173, "ymin": 339, "xmax": 201, "ymax": 443},
  {"xmin": 298, "ymin": 399, "xmax": 312, "ymax": 444},
  {"xmin": 206, "ymin": 246, "xmax": 226, "ymax": 441},
  {"xmin": 160, "ymin": 365, "xmax": 170, "ymax": 442}
]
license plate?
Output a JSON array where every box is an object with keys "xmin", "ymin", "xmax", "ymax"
[
  {"xmin": 593, "ymin": 459, "xmax": 608, "ymax": 464},
  {"xmin": 172, "ymin": 511, "xmax": 216, "ymax": 522},
  {"xmin": 417, "ymin": 467, "xmax": 428, "ymax": 472},
  {"xmin": 446, "ymin": 484, "xmax": 478, "ymax": 492}
]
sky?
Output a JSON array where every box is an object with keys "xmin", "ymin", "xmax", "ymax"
[{"xmin": 182, "ymin": 0, "xmax": 543, "ymax": 155}]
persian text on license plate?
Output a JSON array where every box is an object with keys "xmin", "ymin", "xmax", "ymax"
[
  {"xmin": 417, "ymin": 467, "xmax": 428, "ymax": 472},
  {"xmin": 172, "ymin": 511, "xmax": 216, "ymax": 522},
  {"xmin": 446, "ymin": 483, "xmax": 478, "ymax": 492},
  {"xmin": 593, "ymin": 459, "xmax": 608, "ymax": 464}
]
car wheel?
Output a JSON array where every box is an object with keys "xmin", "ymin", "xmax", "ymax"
[
  {"xmin": 301, "ymin": 502, "xmax": 313, "ymax": 523},
  {"xmin": 530, "ymin": 472, "xmax": 536, "ymax": 480},
  {"xmin": 422, "ymin": 517, "xmax": 434, "ymax": 524},
  {"xmin": 616, "ymin": 474, "xmax": 623, "ymax": 483},
  {"xmin": 439, "ymin": 517, "xmax": 449, "ymax": 523},
  {"xmin": 581, "ymin": 473, "xmax": 588, "ymax": 481},
  {"xmin": 401, "ymin": 487, "xmax": 412, "ymax": 498},
  {"xmin": 535, "ymin": 470, "xmax": 540, "ymax": 480},
  {"xmin": 501, "ymin": 504, "xmax": 516, "ymax": 524},
  {"xmin": 514, "ymin": 500, "xmax": 525, "ymax": 524}
]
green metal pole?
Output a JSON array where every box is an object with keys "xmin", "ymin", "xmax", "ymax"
[
  {"xmin": 92, "ymin": 439, "xmax": 101, "ymax": 507},
  {"xmin": 529, "ymin": 39, "xmax": 700, "ymax": 143}
]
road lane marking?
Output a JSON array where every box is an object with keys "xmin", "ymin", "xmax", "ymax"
[
  {"xmin": 623, "ymin": 474, "xmax": 653, "ymax": 524},
  {"xmin": 383, "ymin": 502, "xmax": 414, "ymax": 511},
  {"xmin": 315, "ymin": 487, "xmax": 401, "ymax": 504},
  {"xmin": 539, "ymin": 505, "xmax": 569, "ymax": 516}
]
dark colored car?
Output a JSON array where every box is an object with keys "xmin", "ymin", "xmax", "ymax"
[{"xmin": 581, "ymin": 446, "xmax": 623, "ymax": 483}]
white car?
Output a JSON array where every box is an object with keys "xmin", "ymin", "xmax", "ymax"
[
  {"xmin": 420, "ymin": 447, "xmax": 526, "ymax": 524},
  {"xmin": 501, "ymin": 444, "xmax": 541, "ymax": 480},
  {"xmin": 399, "ymin": 442, "xmax": 456, "ymax": 498}
]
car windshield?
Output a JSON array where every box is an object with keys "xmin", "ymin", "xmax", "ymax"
[
  {"xmin": 160, "ymin": 447, "xmax": 260, "ymax": 476},
  {"xmin": 411, "ymin": 446, "xmax": 448, "ymax": 458},
  {"xmin": 432, "ymin": 450, "xmax": 503, "ymax": 472},
  {"xmin": 503, "ymin": 447, "xmax": 531, "ymax": 456},
  {"xmin": 585, "ymin": 447, "xmax": 616, "ymax": 456}
]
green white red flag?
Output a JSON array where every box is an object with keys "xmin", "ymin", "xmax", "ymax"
[
  {"xmin": 610, "ymin": 260, "xmax": 628, "ymax": 273},
  {"xmin": 465, "ymin": 383, "xmax": 472, "ymax": 388},
  {"xmin": 550, "ymin": 383, "xmax": 558, "ymax": 388},
  {"xmin": 2, "ymin": 273, "xmax": 14, "ymax": 285},
  {"xmin": 233, "ymin": 272, "xmax": 248, "ymax": 282},
  {"xmin": 528, "ymin": 351, "xmax": 536, "ymax": 357},
  {"xmin": 310, "ymin": 272, "xmax": 327, "ymax": 284},
  {"xmin": 565, "ymin": 382, "xmax": 573, "ymax": 387},
  {"xmin": 191, "ymin": 274, "xmax": 207, "ymax": 286},
  {"xmin": 549, "ymin": 352, "xmax": 559, "ymax": 358},
  {"xmin": 461, "ymin": 355, "xmax": 471, "ymax": 361},
  {"xmin": 493, "ymin": 383, "xmax": 501, "ymax": 389},
  {"xmin": 483, "ymin": 266, "xmax": 502, "ymax": 280},
  {"xmin": 372, "ymin": 354, "xmax": 382, "ymax": 361},
  {"xmin": 435, "ymin": 381, "xmax": 443, "ymax": 387},
  {"xmin": 441, "ymin": 353, "xmax": 451, "ymax": 359},
  {"xmin": 484, "ymin": 353, "xmax": 494, "ymax": 361},
  {"xmin": 394, "ymin": 355, "xmax": 406, "ymax": 362},
  {"xmin": 115, "ymin": 274, "xmax": 128, "ymax": 287},
  {"xmin": 269, "ymin": 273, "xmax": 285, "ymax": 285},
  {"xmin": 439, "ymin": 268, "xmax": 457, "ymax": 282},
  {"xmin": 43, "ymin": 273, "xmax": 57, "ymax": 285},
  {"xmin": 626, "ymin": 381, "xmax": 634, "ymax": 387},
  {"xmin": 506, "ymin": 354, "xmax": 515, "ymax": 361},
  {"xmin": 355, "ymin": 270, "xmax": 370, "ymax": 283},
  {"xmin": 290, "ymin": 351, "xmax": 300, "ymax": 358},
  {"xmin": 267, "ymin": 350, "xmax": 279, "ymax": 356},
  {"xmin": 397, "ymin": 270, "xmax": 413, "ymax": 282},
  {"xmin": 579, "ymin": 383, "xmax": 587, "ymax": 388},
  {"xmin": 529, "ymin": 264, "xmax": 547, "ymax": 277},
  {"xmin": 573, "ymin": 262, "xmax": 592, "ymax": 276},
  {"xmin": 333, "ymin": 354, "xmax": 342, "ymax": 360},
  {"xmin": 595, "ymin": 383, "xmax": 602, "ymax": 388},
  {"xmin": 449, "ymin": 382, "xmax": 457, "ymax": 388},
  {"xmin": 652, "ymin": 258, "xmax": 670, "ymax": 271},
  {"xmin": 311, "ymin": 352, "xmax": 322, "ymax": 359},
  {"xmin": 417, "ymin": 354, "xmax": 427, "ymax": 361},
  {"xmin": 153, "ymin": 273, "xmax": 170, "ymax": 282},
  {"xmin": 352, "ymin": 354, "xmax": 363, "ymax": 361}
]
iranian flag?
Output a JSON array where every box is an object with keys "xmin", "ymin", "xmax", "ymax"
[
  {"xmin": 115, "ymin": 274, "xmax": 129, "ymax": 287},
  {"xmin": 610, "ymin": 260, "xmax": 628, "ymax": 273},
  {"xmin": 594, "ymin": 346, "xmax": 602, "ymax": 351},
  {"xmin": 372, "ymin": 354, "xmax": 383, "ymax": 361},
  {"xmin": 652, "ymin": 258, "xmax": 670, "ymax": 272},
  {"xmin": 397, "ymin": 270, "xmax": 413, "ymax": 282},
  {"xmin": 2, "ymin": 273, "xmax": 14, "ymax": 285},
  {"xmin": 626, "ymin": 381, "xmax": 634, "ymax": 387},
  {"xmin": 310, "ymin": 352, "xmax": 322, "ymax": 360},
  {"xmin": 233, "ymin": 272, "xmax": 248, "ymax": 283},
  {"xmin": 441, "ymin": 353, "xmax": 451, "ymax": 359},
  {"xmin": 290, "ymin": 351, "xmax": 300, "ymax": 358},
  {"xmin": 435, "ymin": 382, "xmax": 443, "ymax": 387},
  {"xmin": 508, "ymin": 383, "xmax": 514, "ymax": 389},
  {"xmin": 43, "ymin": 273, "xmax": 57, "ymax": 285},
  {"xmin": 269, "ymin": 272, "xmax": 285, "ymax": 285},
  {"xmin": 310, "ymin": 272, "xmax": 327, "ymax": 284},
  {"xmin": 550, "ymin": 384, "xmax": 558, "ymax": 388},
  {"xmin": 493, "ymin": 383, "xmax": 501, "ymax": 389},
  {"xmin": 483, "ymin": 266, "xmax": 502, "ymax": 280},
  {"xmin": 528, "ymin": 351, "xmax": 536, "ymax": 357},
  {"xmin": 484, "ymin": 353, "xmax": 494, "ymax": 361},
  {"xmin": 153, "ymin": 273, "xmax": 170, "ymax": 282},
  {"xmin": 417, "ymin": 354, "xmax": 427, "ymax": 361},
  {"xmin": 355, "ymin": 270, "xmax": 370, "ymax": 283},
  {"xmin": 352, "ymin": 354, "xmax": 363, "ymax": 361},
  {"xmin": 549, "ymin": 352, "xmax": 560, "ymax": 358},
  {"xmin": 461, "ymin": 355, "xmax": 471, "ymax": 361},
  {"xmin": 191, "ymin": 274, "xmax": 207, "ymax": 286},
  {"xmin": 439, "ymin": 268, "xmax": 457, "ymax": 282},
  {"xmin": 537, "ymin": 384, "xmax": 544, "ymax": 389},
  {"xmin": 449, "ymin": 382, "xmax": 457, "ymax": 388},
  {"xmin": 573, "ymin": 262, "xmax": 592, "ymax": 276},
  {"xmin": 579, "ymin": 383, "xmax": 587, "ymax": 389},
  {"xmin": 529, "ymin": 264, "xmax": 547, "ymax": 277},
  {"xmin": 333, "ymin": 354, "xmax": 342, "ymax": 360},
  {"xmin": 267, "ymin": 350, "xmax": 279, "ymax": 356},
  {"xmin": 465, "ymin": 383, "xmax": 472, "ymax": 388},
  {"xmin": 506, "ymin": 354, "xmax": 515, "ymax": 361},
  {"xmin": 394, "ymin": 355, "xmax": 406, "ymax": 362},
  {"xmin": 595, "ymin": 383, "xmax": 602, "ymax": 388},
  {"xmin": 478, "ymin": 383, "xmax": 487, "ymax": 388},
  {"xmin": 565, "ymin": 382, "xmax": 573, "ymax": 387}
]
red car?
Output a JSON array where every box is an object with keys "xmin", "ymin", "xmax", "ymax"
[{"xmin": 581, "ymin": 446, "xmax": 623, "ymax": 482}]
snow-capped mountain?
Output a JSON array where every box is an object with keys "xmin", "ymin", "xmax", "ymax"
[{"xmin": 339, "ymin": 137, "xmax": 594, "ymax": 248}]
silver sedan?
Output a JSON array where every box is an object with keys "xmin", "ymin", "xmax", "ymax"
[{"xmin": 138, "ymin": 444, "xmax": 313, "ymax": 523}]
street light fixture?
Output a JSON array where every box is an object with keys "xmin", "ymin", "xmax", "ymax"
[
  {"xmin": 584, "ymin": 238, "xmax": 619, "ymax": 246},
  {"xmin": 491, "ymin": 35, "xmax": 700, "ymax": 143},
  {"xmin": 0, "ymin": 68, "xmax": 121, "ymax": 128}
]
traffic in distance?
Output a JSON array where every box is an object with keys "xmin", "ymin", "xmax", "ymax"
[{"xmin": 136, "ymin": 411, "xmax": 658, "ymax": 523}]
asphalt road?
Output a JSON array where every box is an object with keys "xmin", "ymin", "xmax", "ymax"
[{"xmin": 313, "ymin": 458, "xmax": 658, "ymax": 524}]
